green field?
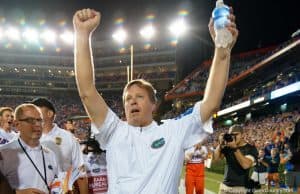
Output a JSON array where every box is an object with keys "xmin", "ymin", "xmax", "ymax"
[
  {"xmin": 205, "ymin": 171, "xmax": 222, "ymax": 193},
  {"xmin": 204, "ymin": 171, "xmax": 297, "ymax": 194},
  {"xmin": 182, "ymin": 160, "xmax": 297, "ymax": 194}
]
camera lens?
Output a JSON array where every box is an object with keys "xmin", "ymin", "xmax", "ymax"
[{"xmin": 223, "ymin": 133, "xmax": 233, "ymax": 142}]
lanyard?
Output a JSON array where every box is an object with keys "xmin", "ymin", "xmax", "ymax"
[{"xmin": 18, "ymin": 138, "xmax": 50, "ymax": 192}]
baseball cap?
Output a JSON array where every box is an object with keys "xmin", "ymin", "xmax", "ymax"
[{"xmin": 29, "ymin": 97, "xmax": 56, "ymax": 113}]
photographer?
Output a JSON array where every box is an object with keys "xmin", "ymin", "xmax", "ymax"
[{"xmin": 213, "ymin": 125, "xmax": 258, "ymax": 194}]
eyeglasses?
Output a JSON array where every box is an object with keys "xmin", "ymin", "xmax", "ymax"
[{"xmin": 18, "ymin": 117, "xmax": 44, "ymax": 125}]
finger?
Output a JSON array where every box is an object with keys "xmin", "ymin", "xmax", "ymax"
[
  {"xmin": 227, "ymin": 14, "xmax": 236, "ymax": 23},
  {"xmin": 227, "ymin": 27, "xmax": 239, "ymax": 37},
  {"xmin": 208, "ymin": 17, "xmax": 214, "ymax": 30},
  {"xmin": 79, "ymin": 11, "xmax": 84, "ymax": 19},
  {"xmin": 208, "ymin": 17, "xmax": 213, "ymax": 25},
  {"xmin": 93, "ymin": 10, "xmax": 101, "ymax": 19},
  {"xmin": 83, "ymin": 9, "xmax": 90, "ymax": 20},
  {"xmin": 226, "ymin": 22, "xmax": 236, "ymax": 29},
  {"xmin": 86, "ymin": 8, "xmax": 93, "ymax": 19},
  {"xmin": 208, "ymin": 18, "xmax": 215, "ymax": 39},
  {"xmin": 74, "ymin": 10, "xmax": 83, "ymax": 21}
]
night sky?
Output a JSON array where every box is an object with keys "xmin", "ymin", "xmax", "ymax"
[{"xmin": 0, "ymin": 0, "xmax": 298, "ymax": 77}]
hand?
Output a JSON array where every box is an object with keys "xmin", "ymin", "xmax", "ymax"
[
  {"xmin": 218, "ymin": 133, "xmax": 225, "ymax": 145},
  {"xmin": 225, "ymin": 137, "xmax": 237, "ymax": 149},
  {"xmin": 16, "ymin": 188, "xmax": 46, "ymax": 194},
  {"xmin": 208, "ymin": 7, "xmax": 239, "ymax": 51},
  {"xmin": 73, "ymin": 8, "xmax": 101, "ymax": 35}
]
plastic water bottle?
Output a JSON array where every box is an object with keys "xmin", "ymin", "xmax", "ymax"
[{"xmin": 212, "ymin": 0, "xmax": 233, "ymax": 48}]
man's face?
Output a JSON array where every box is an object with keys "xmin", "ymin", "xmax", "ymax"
[
  {"xmin": 0, "ymin": 110, "xmax": 14, "ymax": 130},
  {"xmin": 228, "ymin": 129, "xmax": 242, "ymax": 145},
  {"xmin": 37, "ymin": 106, "xmax": 53, "ymax": 124},
  {"xmin": 16, "ymin": 107, "xmax": 43, "ymax": 142},
  {"xmin": 271, "ymin": 149, "xmax": 277, "ymax": 157},
  {"xmin": 65, "ymin": 121, "xmax": 75, "ymax": 131},
  {"xmin": 258, "ymin": 150, "xmax": 264, "ymax": 157},
  {"xmin": 124, "ymin": 84, "xmax": 155, "ymax": 127}
]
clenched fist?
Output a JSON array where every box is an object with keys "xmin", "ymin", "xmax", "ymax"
[{"xmin": 73, "ymin": 8, "xmax": 101, "ymax": 35}]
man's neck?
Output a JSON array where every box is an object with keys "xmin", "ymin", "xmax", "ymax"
[
  {"xmin": 43, "ymin": 122, "xmax": 55, "ymax": 134},
  {"xmin": 20, "ymin": 136, "xmax": 40, "ymax": 148}
]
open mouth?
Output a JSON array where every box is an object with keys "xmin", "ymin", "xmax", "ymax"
[{"xmin": 131, "ymin": 108, "xmax": 140, "ymax": 114}]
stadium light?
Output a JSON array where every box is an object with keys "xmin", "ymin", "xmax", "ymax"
[
  {"xmin": 112, "ymin": 18, "xmax": 189, "ymax": 82},
  {"xmin": 0, "ymin": 28, "xmax": 4, "ymax": 40},
  {"xmin": 139, "ymin": 24, "xmax": 155, "ymax": 40},
  {"xmin": 6, "ymin": 27, "xmax": 21, "ymax": 41},
  {"xmin": 169, "ymin": 18, "xmax": 187, "ymax": 37},
  {"xmin": 23, "ymin": 28, "xmax": 39, "ymax": 43},
  {"xmin": 40, "ymin": 29, "xmax": 57, "ymax": 44},
  {"xmin": 60, "ymin": 30, "xmax": 73, "ymax": 45},
  {"xmin": 112, "ymin": 28, "xmax": 127, "ymax": 43}
]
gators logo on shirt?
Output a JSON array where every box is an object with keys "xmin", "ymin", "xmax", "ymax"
[
  {"xmin": 55, "ymin": 137, "xmax": 62, "ymax": 145},
  {"xmin": 151, "ymin": 138, "xmax": 165, "ymax": 149}
]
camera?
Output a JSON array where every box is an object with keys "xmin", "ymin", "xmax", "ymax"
[{"xmin": 223, "ymin": 133, "xmax": 236, "ymax": 143}]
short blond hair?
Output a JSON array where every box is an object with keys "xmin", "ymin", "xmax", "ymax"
[
  {"xmin": 0, "ymin": 107, "xmax": 13, "ymax": 116},
  {"xmin": 122, "ymin": 79, "xmax": 157, "ymax": 104}
]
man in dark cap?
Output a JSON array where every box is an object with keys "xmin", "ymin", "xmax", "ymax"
[
  {"xmin": 30, "ymin": 97, "xmax": 88, "ymax": 194},
  {"xmin": 213, "ymin": 125, "xmax": 258, "ymax": 194}
]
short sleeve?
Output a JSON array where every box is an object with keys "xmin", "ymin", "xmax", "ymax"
[
  {"xmin": 165, "ymin": 101, "xmax": 213, "ymax": 150},
  {"xmin": 91, "ymin": 108, "xmax": 121, "ymax": 150}
]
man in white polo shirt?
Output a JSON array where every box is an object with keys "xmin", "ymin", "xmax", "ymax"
[
  {"xmin": 31, "ymin": 97, "xmax": 88, "ymax": 194},
  {"xmin": 73, "ymin": 7, "xmax": 238, "ymax": 194},
  {"xmin": 0, "ymin": 103, "xmax": 59, "ymax": 193},
  {"xmin": 0, "ymin": 107, "xmax": 18, "ymax": 145}
]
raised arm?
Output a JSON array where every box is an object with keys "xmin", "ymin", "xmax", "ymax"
[
  {"xmin": 73, "ymin": 9, "xmax": 108, "ymax": 127},
  {"xmin": 200, "ymin": 8, "xmax": 238, "ymax": 123}
]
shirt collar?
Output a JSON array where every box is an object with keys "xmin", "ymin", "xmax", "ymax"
[
  {"xmin": 18, "ymin": 138, "xmax": 41, "ymax": 151},
  {"xmin": 131, "ymin": 121, "xmax": 158, "ymax": 132},
  {"xmin": 46, "ymin": 123, "xmax": 58, "ymax": 136}
]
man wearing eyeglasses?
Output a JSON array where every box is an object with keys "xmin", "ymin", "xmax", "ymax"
[
  {"xmin": 0, "ymin": 103, "xmax": 59, "ymax": 194},
  {"xmin": 213, "ymin": 125, "xmax": 258, "ymax": 194},
  {"xmin": 30, "ymin": 97, "xmax": 88, "ymax": 194}
]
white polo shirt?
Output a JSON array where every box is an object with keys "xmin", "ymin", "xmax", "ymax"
[
  {"xmin": 0, "ymin": 138, "xmax": 59, "ymax": 192},
  {"xmin": 40, "ymin": 124, "xmax": 84, "ymax": 172},
  {"xmin": 0, "ymin": 128, "xmax": 18, "ymax": 145},
  {"xmin": 92, "ymin": 101, "xmax": 212, "ymax": 194}
]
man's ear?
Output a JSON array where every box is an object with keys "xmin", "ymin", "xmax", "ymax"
[
  {"xmin": 47, "ymin": 110, "xmax": 54, "ymax": 118},
  {"xmin": 151, "ymin": 103, "xmax": 157, "ymax": 113}
]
